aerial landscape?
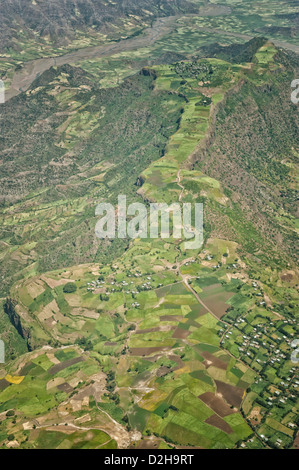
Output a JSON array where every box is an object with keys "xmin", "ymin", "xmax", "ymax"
[{"xmin": 0, "ymin": 0, "xmax": 298, "ymax": 452}]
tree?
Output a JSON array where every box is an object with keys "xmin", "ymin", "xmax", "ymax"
[{"xmin": 63, "ymin": 282, "xmax": 77, "ymax": 294}]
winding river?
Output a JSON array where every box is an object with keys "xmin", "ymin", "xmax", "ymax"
[{"xmin": 4, "ymin": 8, "xmax": 299, "ymax": 102}]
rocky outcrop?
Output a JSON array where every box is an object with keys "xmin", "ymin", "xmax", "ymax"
[
  {"xmin": 4, "ymin": 298, "xmax": 33, "ymax": 351},
  {"xmin": 140, "ymin": 68, "xmax": 158, "ymax": 80},
  {"xmin": 135, "ymin": 175, "xmax": 145, "ymax": 187}
]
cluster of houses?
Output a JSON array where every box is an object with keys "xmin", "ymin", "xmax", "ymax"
[
  {"xmin": 204, "ymin": 253, "xmax": 241, "ymax": 271},
  {"xmin": 222, "ymin": 318, "xmax": 296, "ymax": 369},
  {"xmin": 184, "ymin": 260, "xmax": 196, "ymax": 266},
  {"xmin": 86, "ymin": 273, "xmax": 165, "ymax": 307},
  {"xmin": 87, "ymin": 279, "xmax": 104, "ymax": 292},
  {"xmin": 221, "ymin": 309, "xmax": 298, "ymax": 447}
]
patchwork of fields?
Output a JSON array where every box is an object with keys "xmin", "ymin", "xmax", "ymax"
[{"xmin": 0, "ymin": 34, "xmax": 298, "ymax": 449}]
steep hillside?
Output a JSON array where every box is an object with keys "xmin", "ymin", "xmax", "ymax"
[
  {"xmin": 192, "ymin": 45, "xmax": 299, "ymax": 268},
  {"xmin": 0, "ymin": 41, "xmax": 298, "ymax": 449},
  {"xmin": 0, "ymin": 0, "xmax": 200, "ymax": 53},
  {"xmin": 0, "ymin": 63, "xmax": 184, "ymax": 296}
]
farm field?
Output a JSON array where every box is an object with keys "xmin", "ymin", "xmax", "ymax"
[
  {"xmin": 1, "ymin": 254, "xmax": 256, "ymax": 448},
  {"xmin": 0, "ymin": 1, "xmax": 298, "ymax": 450}
]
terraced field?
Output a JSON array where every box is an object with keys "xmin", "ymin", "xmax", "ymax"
[
  {"xmin": 1, "ymin": 39, "xmax": 298, "ymax": 449},
  {"xmin": 1, "ymin": 1, "xmax": 299, "ymax": 100}
]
